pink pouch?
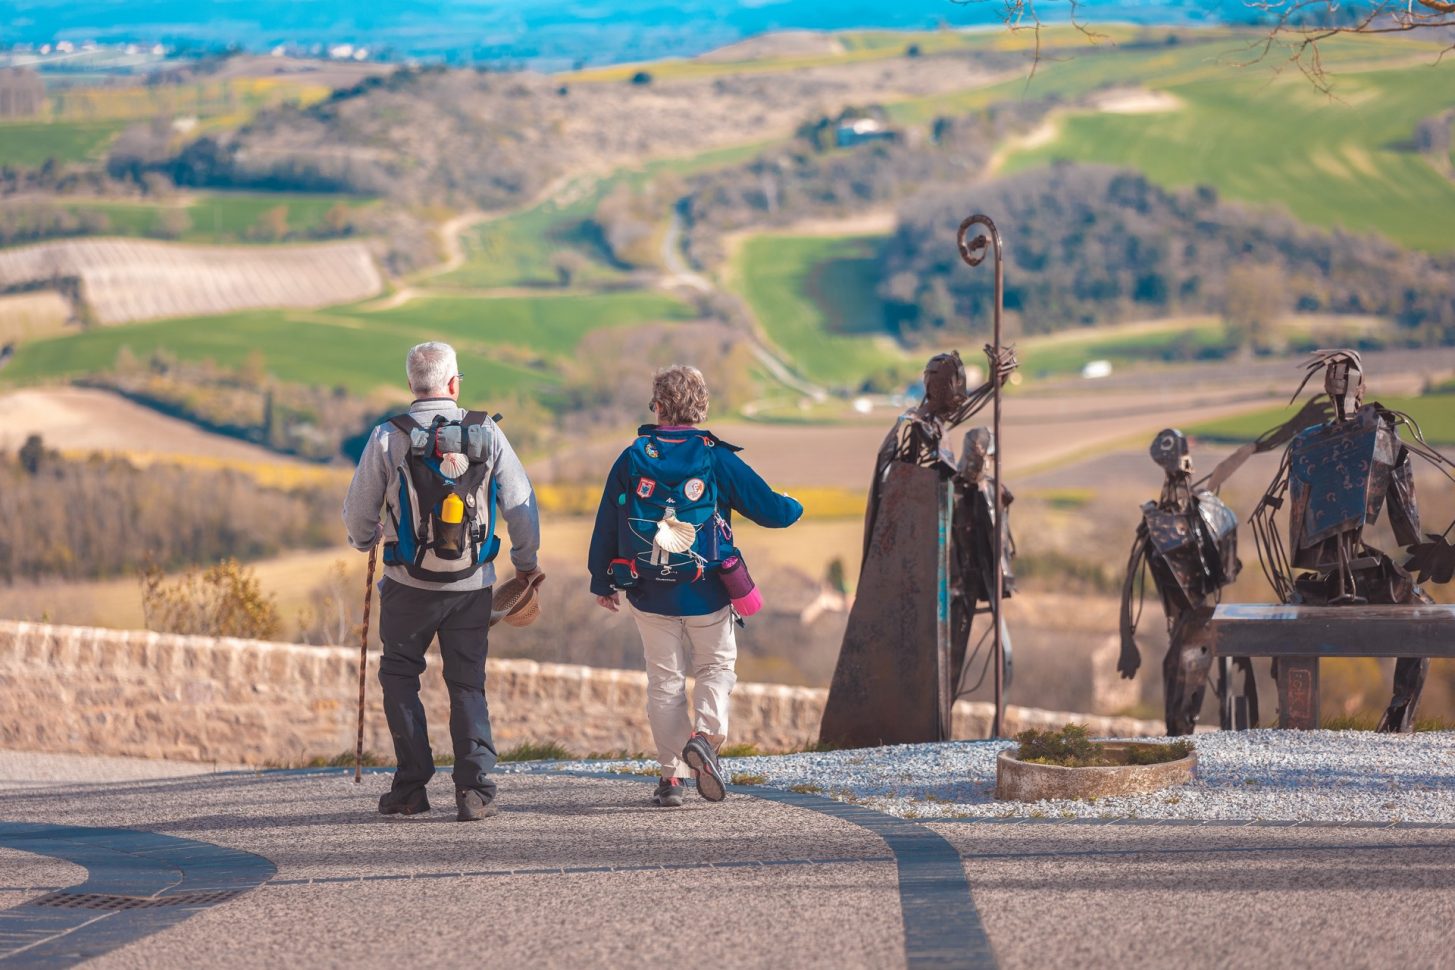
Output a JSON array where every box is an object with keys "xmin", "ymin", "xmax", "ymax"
[{"xmin": 719, "ymin": 556, "xmax": 762, "ymax": 617}]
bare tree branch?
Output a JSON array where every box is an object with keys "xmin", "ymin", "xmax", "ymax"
[
  {"xmin": 951, "ymin": 0, "xmax": 1114, "ymax": 77},
  {"xmin": 949, "ymin": 0, "xmax": 1454, "ymax": 89}
]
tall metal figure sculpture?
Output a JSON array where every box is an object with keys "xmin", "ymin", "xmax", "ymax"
[
  {"xmin": 819, "ymin": 347, "xmax": 1016, "ymax": 749},
  {"xmin": 1250, "ymin": 349, "xmax": 1455, "ymax": 732},
  {"xmin": 952, "ymin": 427, "xmax": 1016, "ymax": 703},
  {"xmin": 1119, "ymin": 429, "xmax": 1256, "ymax": 734},
  {"xmin": 820, "ymin": 213, "xmax": 1016, "ymax": 749}
]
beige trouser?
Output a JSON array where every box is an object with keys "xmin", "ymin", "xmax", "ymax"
[{"xmin": 629, "ymin": 604, "xmax": 738, "ymax": 778}]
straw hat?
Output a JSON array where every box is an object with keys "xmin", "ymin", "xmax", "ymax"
[{"xmin": 490, "ymin": 570, "xmax": 545, "ymax": 628}]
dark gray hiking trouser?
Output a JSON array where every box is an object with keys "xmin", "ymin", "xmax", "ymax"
[{"xmin": 377, "ymin": 578, "xmax": 497, "ymax": 798}]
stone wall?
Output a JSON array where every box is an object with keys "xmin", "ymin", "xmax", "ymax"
[{"xmin": 0, "ymin": 621, "xmax": 1165, "ymax": 766}]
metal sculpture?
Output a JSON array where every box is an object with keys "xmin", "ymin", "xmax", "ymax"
[
  {"xmin": 951, "ymin": 427, "xmax": 1016, "ymax": 705},
  {"xmin": 1250, "ymin": 349, "xmax": 1455, "ymax": 732},
  {"xmin": 1119, "ymin": 429, "xmax": 1257, "ymax": 734},
  {"xmin": 819, "ymin": 213, "xmax": 1016, "ymax": 749}
]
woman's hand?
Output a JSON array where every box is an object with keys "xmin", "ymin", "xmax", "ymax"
[{"xmin": 596, "ymin": 593, "xmax": 621, "ymax": 613}]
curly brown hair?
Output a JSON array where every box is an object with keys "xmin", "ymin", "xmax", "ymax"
[{"xmin": 650, "ymin": 364, "xmax": 710, "ymax": 426}]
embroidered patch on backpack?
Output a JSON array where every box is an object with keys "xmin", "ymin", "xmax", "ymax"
[
  {"xmin": 636, "ymin": 478, "xmax": 656, "ymax": 499},
  {"xmin": 684, "ymin": 478, "xmax": 706, "ymax": 502}
]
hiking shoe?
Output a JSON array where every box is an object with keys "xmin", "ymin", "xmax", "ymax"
[
  {"xmin": 652, "ymin": 777, "xmax": 686, "ymax": 807},
  {"xmin": 456, "ymin": 788, "xmax": 499, "ymax": 822},
  {"xmin": 378, "ymin": 787, "xmax": 430, "ymax": 817},
  {"xmin": 681, "ymin": 733, "xmax": 726, "ymax": 803}
]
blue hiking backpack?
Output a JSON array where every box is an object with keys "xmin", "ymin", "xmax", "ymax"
[
  {"xmin": 382, "ymin": 410, "xmax": 501, "ymax": 583},
  {"xmin": 611, "ymin": 430, "xmax": 737, "ymax": 587}
]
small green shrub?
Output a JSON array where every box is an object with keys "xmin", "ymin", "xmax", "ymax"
[
  {"xmin": 294, "ymin": 750, "xmax": 391, "ymax": 769},
  {"xmin": 1015, "ymin": 724, "xmax": 1105, "ymax": 767},
  {"xmin": 731, "ymin": 772, "xmax": 768, "ymax": 786},
  {"xmin": 583, "ymin": 749, "xmax": 651, "ymax": 760},
  {"xmin": 789, "ymin": 782, "xmax": 824, "ymax": 794},
  {"xmin": 498, "ymin": 740, "xmax": 576, "ymax": 762},
  {"xmin": 719, "ymin": 743, "xmax": 763, "ymax": 758},
  {"xmin": 1123, "ymin": 740, "xmax": 1193, "ymax": 765},
  {"xmin": 1014, "ymin": 725, "xmax": 1192, "ymax": 768}
]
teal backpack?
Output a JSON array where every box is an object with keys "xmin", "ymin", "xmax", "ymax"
[{"xmin": 610, "ymin": 430, "xmax": 736, "ymax": 587}]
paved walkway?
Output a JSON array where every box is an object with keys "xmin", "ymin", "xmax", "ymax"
[{"xmin": 1, "ymin": 766, "xmax": 1453, "ymax": 968}]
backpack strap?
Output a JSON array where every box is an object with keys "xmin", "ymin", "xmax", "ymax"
[
  {"xmin": 460, "ymin": 410, "xmax": 495, "ymax": 461},
  {"xmin": 387, "ymin": 413, "xmax": 433, "ymax": 456}
]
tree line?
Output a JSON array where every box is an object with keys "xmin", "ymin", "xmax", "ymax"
[
  {"xmin": 880, "ymin": 164, "xmax": 1455, "ymax": 342},
  {"xmin": 0, "ymin": 439, "xmax": 344, "ymax": 582},
  {"xmin": 680, "ymin": 99, "xmax": 1059, "ymax": 268}
]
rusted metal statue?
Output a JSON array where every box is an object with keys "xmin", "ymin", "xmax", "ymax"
[
  {"xmin": 860, "ymin": 350, "xmax": 1017, "ymax": 561},
  {"xmin": 952, "ymin": 427, "xmax": 1016, "ymax": 703},
  {"xmin": 819, "ymin": 346, "xmax": 1017, "ymax": 749},
  {"xmin": 1249, "ymin": 349, "xmax": 1455, "ymax": 732},
  {"xmin": 1119, "ymin": 429, "xmax": 1256, "ymax": 734}
]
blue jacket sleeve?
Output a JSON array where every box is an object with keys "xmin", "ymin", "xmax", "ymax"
[
  {"xmin": 717, "ymin": 450, "xmax": 804, "ymax": 529},
  {"xmin": 587, "ymin": 451, "xmax": 631, "ymax": 596}
]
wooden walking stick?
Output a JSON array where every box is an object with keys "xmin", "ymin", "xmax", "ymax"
[
  {"xmin": 354, "ymin": 541, "xmax": 379, "ymax": 783},
  {"xmin": 957, "ymin": 214, "xmax": 1008, "ymax": 739}
]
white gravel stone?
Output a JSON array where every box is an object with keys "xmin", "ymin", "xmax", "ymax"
[
  {"xmin": 0, "ymin": 748, "xmax": 245, "ymax": 791},
  {"xmin": 562, "ymin": 730, "xmax": 1455, "ymax": 824}
]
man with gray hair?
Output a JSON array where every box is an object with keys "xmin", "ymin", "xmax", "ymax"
[{"xmin": 344, "ymin": 341, "xmax": 542, "ymax": 821}]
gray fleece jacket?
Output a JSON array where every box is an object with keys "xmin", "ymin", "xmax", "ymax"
[{"xmin": 342, "ymin": 397, "xmax": 540, "ymax": 592}]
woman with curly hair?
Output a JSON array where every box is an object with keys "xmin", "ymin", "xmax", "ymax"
[{"xmin": 587, "ymin": 364, "xmax": 802, "ymax": 806}]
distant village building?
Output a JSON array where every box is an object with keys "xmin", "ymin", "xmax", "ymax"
[
  {"xmin": 0, "ymin": 68, "xmax": 45, "ymax": 119},
  {"xmin": 835, "ymin": 116, "xmax": 896, "ymax": 148}
]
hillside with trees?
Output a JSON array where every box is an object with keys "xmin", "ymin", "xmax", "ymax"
[{"xmin": 879, "ymin": 164, "xmax": 1455, "ymax": 344}]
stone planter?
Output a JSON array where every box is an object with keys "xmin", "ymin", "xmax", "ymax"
[{"xmin": 994, "ymin": 742, "xmax": 1197, "ymax": 802}]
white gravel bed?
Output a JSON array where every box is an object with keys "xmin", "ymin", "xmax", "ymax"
[
  {"xmin": 555, "ymin": 730, "xmax": 1455, "ymax": 824},
  {"xmin": 0, "ymin": 748, "xmax": 245, "ymax": 791}
]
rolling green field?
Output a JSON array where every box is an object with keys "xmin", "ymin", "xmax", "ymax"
[
  {"xmin": 0, "ymin": 120, "xmax": 129, "ymax": 167},
  {"xmin": 1, "ymin": 75, "xmax": 333, "ymax": 170},
  {"xmin": 439, "ymin": 142, "xmax": 770, "ymax": 290},
  {"xmin": 366, "ymin": 291, "xmax": 695, "ymax": 357},
  {"xmin": 1019, "ymin": 318, "xmax": 1231, "ymax": 378},
  {"xmin": 567, "ymin": 24, "xmax": 1159, "ymax": 85},
  {"xmin": 729, "ymin": 233, "xmax": 915, "ymax": 388},
  {"xmin": 1000, "ymin": 44, "xmax": 1455, "ymax": 252},
  {"xmin": 0, "ymin": 291, "xmax": 695, "ymax": 398},
  {"xmin": 37, "ymin": 193, "xmax": 378, "ymax": 244},
  {"xmin": 441, "ymin": 179, "xmax": 623, "ymax": 290},
  {"xmin": 1192, "ymin": 394, "xmax": 1455, "ymax": 444}
]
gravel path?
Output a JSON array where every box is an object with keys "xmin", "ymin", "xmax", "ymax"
[{"xmin": 573, "ymin": 730, "xmax": 1455, "ymax": 824}]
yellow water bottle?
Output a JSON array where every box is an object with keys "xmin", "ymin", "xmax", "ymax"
[{"xmin": 437, "ymin": 493, "xmax": 466, "ymax": 558}]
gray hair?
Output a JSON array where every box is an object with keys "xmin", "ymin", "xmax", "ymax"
[{"xmin": 405, "ymin": 341, "xmax": 458, "ymax": 396}]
